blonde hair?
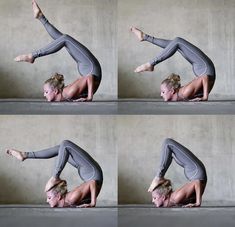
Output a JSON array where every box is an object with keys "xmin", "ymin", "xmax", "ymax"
[
  {"xmin": 44, "ymin": 73, "xmax": 65, "ymax": 91},
  {"xmin": 153, "ymin": 179, "xmax": 173, "ymax": 197},
  {"xmin": 161, "ymin": 73, "xmax": 181, "ymax": 90},
  {"xmin": 50, "ymin": 180, "xmax": 68, "ymax": 197}
]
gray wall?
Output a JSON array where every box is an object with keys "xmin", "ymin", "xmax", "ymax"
[
  {"xmin": 118, "ymin": 116, "xmax": 235, "ymax": 205},
  {"xmin": 118, "ymin": 0, "xmax": 235, "ymax": 99},
  {"xmin": 1, "ymin": 115, "xmax": 235, "ymax": 205},
  {"xmin": 0, "ymin": 0, "xmax": 117, "ymax": 99},
  {"xmin": 0, "ymin": 116, "xmax": 117, "ymax": 205}
]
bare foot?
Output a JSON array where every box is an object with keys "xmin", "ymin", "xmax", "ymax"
[
  {"xmin": 6, "ymin": 149, "xmax": 26, "ymax": 161},
  {"xmin": 130, "ymin": 27, "xmax": 145, "ymax": 41},
  {"xmin": 134, "ymin": 62, "xmax": 154, "ymax": 73},
  {"xmin": 45, "ymin": 177, "xmax": 62, "ymax": 192},
  {"xmin": 148, "ymin": 177, "xmax": 165, "ymax": 192},
  {"xmin": 32, "ymin": 0, "xmax": 43, "ymax": 19},
  {"xmin": 14, "ymin": 54, "xmax": 35, "ymax": 64}
]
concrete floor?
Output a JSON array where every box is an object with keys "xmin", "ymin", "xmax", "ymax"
[
  {"xmin": 0, "ymin": 205, "xmax": 117, "ymax": 227},
  {"xmin": 0, "ymin": 99, "xmax": 235, "ymax": 114},
  {"xmin": 1, "ymin": 205, "xmax": 235, "ymax": 227},
  {"xmin": 118, "ymin": 206, "xmax": 235, "ymax": 227}
]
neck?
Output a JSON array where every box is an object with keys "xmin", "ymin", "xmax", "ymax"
[
  {"xmin": 58, "ymin": 194, "xmax": 68, "ymax": 208},
  {"xmin": 163, "ymin": 193, "xmax": 174, "ymax": 207},
  {"xmin": 54, "ymin": 92, "xmax": 64, "ymax": 102},
  {"xmin": 171, "ymin": 88, "xmax": 184, "ymax": 101}
]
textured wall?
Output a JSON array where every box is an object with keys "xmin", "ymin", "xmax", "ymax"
[
  {"xmin": 0, "ymin": 0, "xmax": 117, "ymax": 99},
  {"xmin": 0, "ymin": 116, "xmax": 117, "ymax": 205},
  {"xmin": 118, "ymin": 0, "xmax": 235, "ymax": 99},
  {"xmin": 118, "ymin": 116, "xmax": 235, "ymax": 205}
]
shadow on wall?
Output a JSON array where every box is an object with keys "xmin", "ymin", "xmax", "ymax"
[
  {"xmin": 0, "ymin": 70, "xmax": 37, "ymax": 99},
  {"xmin": 0, "ymin": 174, "xmax": 28, "ymax": 204},
  {"xmin": 118, "ymin": 175, "xmax": 152, "ymax": 204},
  {"xmin": 118, "ymin": 66, "xmax": 161, "ymax": 99}
]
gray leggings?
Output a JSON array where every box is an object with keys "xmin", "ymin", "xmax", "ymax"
[
  {"xmin": 144, "ymin": 34, "xmax": 215, "ymax": 80},
  {"xmin": 32, "ymin": 16, "xmax": 102, "ymax": 81},
  {"xmin": 157, "ymin": 138, "xmax": 207, "ymax": 182},
  {"xmin": 26, "ymin": 140, "xmax": 103, "ymax": 184}
]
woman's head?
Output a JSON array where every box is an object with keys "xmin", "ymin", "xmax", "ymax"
[
  {"xmin": 43, "ymin": 73, "xmax": 64, "ymax": 101},
  {"xmin": 160, "ymin": 73, "xmax": 181, "ymax": 101},
  {"xmin": 152, "ymin": 179, "xmax": 172, "ymax": 207},
  {"xmin": 46, "ymin": 180, "xmax": 67, "ymax": 207}
]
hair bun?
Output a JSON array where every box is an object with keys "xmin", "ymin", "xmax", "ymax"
[
  {"xmin": 167, "ymin": 73, "xmax": 180, "ymax": 82},
  {"xmin": 52, "ymin": 73, "xmax": 64, "ymax": 82},
  {"xmin": 45, "ymin": 73, "xmax": 65, "ymax": 91},
  {"xmin": 161, "ymin": 73, "xmax": 181, "ymax": 90}
]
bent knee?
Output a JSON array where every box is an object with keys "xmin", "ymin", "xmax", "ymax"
[
  {"xmin": 173, "ymin": 37, "xmax": 184, "ymax": 43},
  {"xmin": 61, "ymin": 34, "xmax": 71, "ymax": 40},
  {"xmin": 60, "ymin": 140, "xmax": 73, "ymax": 146},
  {"xmin": 163, "ymin": 138, "xmax": 174, "ymax": 145}
]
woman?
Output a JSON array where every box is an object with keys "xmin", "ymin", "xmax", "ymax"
[
  {"xmin": 130, "ymin": 27, "xmax": 216, "ymax": 101},
  {"xmin": 6, "ymin": 140, "xmax": 103, "ymax": 208},
  {"xmin": 148, "ymin": 138, "xmax": 207, "ymax": 208},
  {"xmin": 15, "ymin": 1, "xmax": 102, "ymax": 102}
]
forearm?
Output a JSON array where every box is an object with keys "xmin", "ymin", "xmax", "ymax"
[
  {"xmin": 90, "ymin": 181, "xmax": 97, "ymax": 207},
  {"xmin": 202, "ymin": 75, "xmax": 209, "ymax": 101},
  {"xmin": 87, "ymin": 76, "xmax": 94, "ymax": 101},
  {"xmin": 195, "ymin": 181, "xmax": 203, "ymax": 206}
]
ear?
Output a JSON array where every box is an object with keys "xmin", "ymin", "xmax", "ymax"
[
  {"xmin": 170, "ymin": 88, "xmax": 175, "ymax": 94},
  {"xmin": 162, "ymin": 195, "xmax": 166, "ymax": 201},
  {"xmin": 53, "ymin": 88, "xmax": 59, "ymax": 94},
  {"xmin": 57, "ymin": 193, "xmax": 62, "ymax": 200}
]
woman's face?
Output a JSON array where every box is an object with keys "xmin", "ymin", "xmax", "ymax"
[
  {"xmin": 160, "ymin": 83, "xmax": 174, "ymax": 101},
  {"xmin": 43, "ymin": 83, "xmax": 57, "ymax": 102},
  {"xmin": 152, "ymin": 191, "xmax": 165, "ymax": 207},
  {"xmin": 46, "ymin": 190, "xmax": 60, "ymax": 207}
]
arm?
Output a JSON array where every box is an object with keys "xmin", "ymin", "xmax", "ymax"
[
  {"xmin": 172, "ymin": 180, "xmax": 204, "ymax": 208},
  {"xmin": 183, "ymin": 180, "xmax": 203, "ymax": 208},
  {"xmin": 182, "ymin": 75, "xmax": 209, "ymax": 101},
  {"xmin": 85, "ymin": 75, "xmax": 94, "ymax": 101},
  {"xmin": 73, "ymin": 76, "xmax": 94, "ymax": 102},
  {"xmin": 78, "ymin": 180, "xmax": 97, "ymax": 208}
]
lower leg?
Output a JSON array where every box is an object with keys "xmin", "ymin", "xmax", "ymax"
[
  {"xmin": 6, "ymin": 145, "xmax": 60, "ymax": 161},
  {"xmin": 143, "ymin": 34, "xmax": 171, "ymax": 48},
  {"xmin": 45, "ymin": 140, "xmax": 83, "ymax": 192},
  {"xmin": 26, "ymin": 146, "xmax": 60, "ymax": 159},
  {"xmin": 149, "ymin": 38, "xmax": 180, "ymax": 66},
  {"xmin": 148, "ymin": 138, "xmax": 175, "ymax": 192},
  {"xmin": 52, "ymin": 140, "xmax": 78, "ymax": 179},
  {"xmin": 130, "ymin": 27, "xmax": 171, "ymax": 48},
  {"xmin": 32, "ymin": 0, "xmax": 62, "ymax": 39},
  {"xmin": 31, "ymin": 34, "xmax": 68, "ymax": 60}
]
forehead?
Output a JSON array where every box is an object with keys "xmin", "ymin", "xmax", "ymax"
[
  {"xmin": 152, "ymin": 190, "xmax": 161, "ymax": 198},
  {"xmin": 160, "ymin": 83, "xmax": 169, "ymax": 91},
  {"xmin": 46, "ymin": 190, "xmax": 55, "ymax": 197},
  {"xmin": 44, "ymin": 83, "xmax": 53, "ymax": 91}
]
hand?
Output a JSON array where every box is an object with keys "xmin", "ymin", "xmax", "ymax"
[
  {"xmin": 77, "ymin": 203, "xmax": 95, "ymax": 208},
  {"xmin": 189, "ymin": 97, "xmax": 207, "ymax": 102},
  {"xmin": 73, "ymin": 97, "xmax": 92, "ymax": 102},
  {"xmin": 183, "ymin": 203, "xmax": 200, "ymax": 208}
]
